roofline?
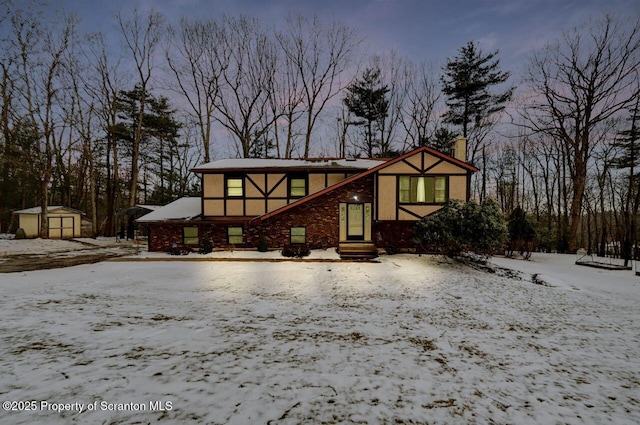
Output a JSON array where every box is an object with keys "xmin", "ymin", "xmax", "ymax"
[
  {"xmin": 190, "ymin": 158, "xmax": 384, "ymax": 173},
  {"xmin": 12, "ymin": 206, "xmax": 86, "ymax": 215},
  {"xmin": 191, "ymin": 165, "xmax": 374, "ymax": 174},
  {"xmin": 252, "ymin": 146, "xmax": 477, "ymax": 223}
]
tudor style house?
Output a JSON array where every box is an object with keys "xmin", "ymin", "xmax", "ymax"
[{"xmin": 138, "ymin": 137, "xmax": 477, "ymax": 257}]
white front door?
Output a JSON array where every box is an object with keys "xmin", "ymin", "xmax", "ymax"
[{"xmin": 339, "ymin": 203, "xmax": 372, "ymax": 242}]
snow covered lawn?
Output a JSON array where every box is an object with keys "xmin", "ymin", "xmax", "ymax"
[{"xmin": 0, "ymin": 252, "xmax": 639, "ymax": 424}]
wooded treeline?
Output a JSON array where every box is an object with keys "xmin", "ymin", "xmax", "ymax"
[{"xmin": 0, "ymin": 3, "xmax": 639, "ymax": 259}]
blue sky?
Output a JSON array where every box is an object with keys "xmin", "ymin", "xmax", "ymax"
[{"xmin": 50, "ymin": 0, "xmax": 639, "ymax": 80}]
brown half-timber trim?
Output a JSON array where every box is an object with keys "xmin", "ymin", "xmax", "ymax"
[{"xmin": 252, "ymin": 146, "xmax": 477, "ymax": 224}]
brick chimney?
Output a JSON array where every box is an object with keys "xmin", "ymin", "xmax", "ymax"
[{"xmin": 453, "ymin": 136, "xmax": 467, "ymax": 162}]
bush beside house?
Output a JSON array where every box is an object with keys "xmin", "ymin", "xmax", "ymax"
[{"xmin": 414, "ymin": 199, "xmax": 508, "ymax": 257}]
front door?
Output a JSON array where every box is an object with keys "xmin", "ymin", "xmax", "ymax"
[{"xmin": 347, "ymin": 203, "xmax": 364, "ymax": 240}]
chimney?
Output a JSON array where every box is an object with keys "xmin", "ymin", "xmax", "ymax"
[{"xmin": 453, "ymin": 136, "xmax": 467, "ymax": 162}]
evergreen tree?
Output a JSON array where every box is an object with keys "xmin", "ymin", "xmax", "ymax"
[
  {"xmin": 110, "ymin": 86, "xmax": 183, "ymax": 206},
  {"xmin": 424, "ymin": 127, "xmax": 457, "ymax": 154},
  {"xmin": 611, "ymin": 98, "xmax": 640, "ymax": 265},
  {"xmin": 199, "ymin": 233, "xmax": 213, "ymax": 254},
  {"xmin": 507, "ymin": 206, "xmax": 537, "ymax": 259},
  {"xmin": 343, "ymin": 67, "xmax": 390, "ymax": 157},
  {"xmin": 441, "ymin": 41, "xmax": 513, "ymax": 162}
]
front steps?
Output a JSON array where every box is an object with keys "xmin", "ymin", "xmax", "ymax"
[{"xmin": 338, "ymin": 242, "xmax": 378, "ymax": 260}]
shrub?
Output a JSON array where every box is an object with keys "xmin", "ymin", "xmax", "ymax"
[
  {"xmin": 257, "ymin": 234, "xmax": 268, "ymax": 252},
  {"xmin": 414, "ymin": 199, "xmax": 507, "ymax": 257},
  {"xmin": 199, "ymin": 234, "xmax": 213, "ymax": 254},
  {"xmin": 281, "ymin": 244, "xmax": 310, "ymax": 258}
]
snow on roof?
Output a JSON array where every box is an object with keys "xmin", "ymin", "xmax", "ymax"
[
  {"xmin": 136, "ymin": 204, "xmax": 162, "ymax": 211},
  {"xmin": 136, "ymin": 197, "xmax": 201, "ymax": 222},
  {"xmin": 13, "ymin": 206, "xmax": 85, "ymax": 215},
  {"xmin": 192, "ymin": 158, "xmax": 384, "ymax": 172}
]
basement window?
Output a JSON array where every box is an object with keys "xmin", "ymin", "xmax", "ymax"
[
  {"xmin": 228, "ymin": 226, "xmax": 243, "ymax": 245},
  {"xmin": 290, "ymin": 226, "xmax": 306, "ymax": 244},
  {"xmin": 183, "ymin": 227, "xmax": 199, "ymax": 245}
]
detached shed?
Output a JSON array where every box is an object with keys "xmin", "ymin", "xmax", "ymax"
[{"xmin": 13, "ymin": 206, "xmax": 85, "ymax": 239}]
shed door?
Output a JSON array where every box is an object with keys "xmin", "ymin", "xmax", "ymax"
[{"xmin": 48, "ymin": 216, "xmax": 74, "ymax": 239}]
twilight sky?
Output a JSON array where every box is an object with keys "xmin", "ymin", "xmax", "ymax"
[{"xmin": 53, "ymin": 0, "xmax": 640, "ymax": 79}]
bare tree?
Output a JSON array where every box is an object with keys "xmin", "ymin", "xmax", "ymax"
[
  {"xmin": 166, "ymin": 18, "xmax": 220, "ymax": 163},
  {"xmin": 276, "ymin": 14, "xmax": 359, "ymax": 158},
  {"xmin": 12, "ymin": 9, "xmax": 75, "ymax": 237},
  {"xmin": 116, "ymin": 7, "xmax": 164, "ymax": 206},
  {"xmin": 370, "ymin": 51, "xmax": 407, "ymax": 156},
  {"xmin": 83, "ymin": 31, "xmax": 127, "ymax": 235},
  {"xmin": 520, "ymin": 13, "xmax": 640, "ymax": 251},
  {"xmin": 267, "ymin": 39, "xmax": 305, "ymax": 158},
  {"xmin": 399, "ymin": 61, "xmax": 441, "ymax": 150},
  {"xmin": 209, "ymin": 15, "xmax": 277, "ymax": 158}
]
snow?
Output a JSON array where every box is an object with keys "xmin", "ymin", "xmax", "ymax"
[
  {"xmin": 0, "ymin": 237, "xmax": 122, "ymax": 257},
  {"xmin": 136, "ymin": 197, "xmax": 201, "ymax": 222},
  {"xmin": 0, "ymin": 242, "xmax": 639, "ymax": 424},
  {"xmin": 492, "ymin": 253, "xmax": 639, "ymax": 298}
]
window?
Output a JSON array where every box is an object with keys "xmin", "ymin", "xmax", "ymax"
[
  {"xmin": 226, "ymin": 175, "xmax": 244, "ymax": 197},
  {"xmin": 399, "ymin": 176, "xmax": 447, "ymax": 203},
  {"xmin": 183, "ymin": 227, "xmax": 199, "ymax": 245},
  {"xmin": 289, "ymin": 175, "xmax": 307, "ymax": 198},
  {"xmin": 290, "ymin": 227, "xmax": 306, "ymax": 244},
  {"xmin": 228, "ymin": 226, "xmax": 243, "ymax": 244}
]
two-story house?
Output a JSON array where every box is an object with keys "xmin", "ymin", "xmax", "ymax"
[{"xmin": 138, "ymin": 137, "xmax": 477, "ymax": 257}]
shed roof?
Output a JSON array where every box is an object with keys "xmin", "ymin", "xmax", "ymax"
[
  {"xmin": 13, "ymin": 206, "xmax": 85, "ymax": 215},
  {"xmin": 136, "ymin": 197, "xmax": 201, "ymax": 222}
]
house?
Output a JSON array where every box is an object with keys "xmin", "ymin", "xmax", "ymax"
[
  {"xmin": 12, "ymin": 206, "xmax": 85, "ymax": 239},
  {"xmin": 138, "ymin": 137, "xmax": 477, "ymax": 257}
]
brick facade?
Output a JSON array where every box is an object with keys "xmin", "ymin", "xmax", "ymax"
[{"xmin": 144, "ymin": 175, "xmax": 375, "ymax": 252}]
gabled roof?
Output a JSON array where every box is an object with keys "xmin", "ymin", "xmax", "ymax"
[
  {"xmin": 13, "ymin": 206, "xmax": 85, "ymax": 215},
  {"xmin": 136, "ymin": 197, "xmax": 201, "ymax": 222},
  {"xmin": 191, "ymin": 157, "xmax": 384, "ymax": 173},
  {"xmin": 252, "ymin": 146, "xmax": 477, "ymax": 223}
]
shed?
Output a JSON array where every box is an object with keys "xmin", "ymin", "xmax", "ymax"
[{"xmin": 13, "ymin": 206, "xmax": 85, "ymax": 239}]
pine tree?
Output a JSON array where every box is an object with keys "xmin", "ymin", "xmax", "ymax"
[
  {"xmin": 424, "ymin": 127, "xmax": 457, "ymax": 154},
  {"xmin": 199, "ymin": 234, "xmax": 213, "ymax": 254},
  {"xmin": 343, "ymin": 67, "xmax": 390, "ymax": 157},
  {"xmin": 441, "ymin": 41, "xmax": 513, "ymax": 162},
  {"xmin": 507, "ymin": 207, "xmax": 537, "ymax": 259},
  {"xmin": 612, "ymin": 98, "xmax": 640, "ymax": 265}
]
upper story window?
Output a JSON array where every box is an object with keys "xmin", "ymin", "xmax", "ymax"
[
  {"xmin": 226, "ymin": 175, "xmax": 244, "ymax": 197},
  {"xmin": 399, "ymin": 176, "xmax": 447, "ymax": 204},
  {"xmin": 288, "ymin": 174, "xmax": 307, "ymax": 198}
]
